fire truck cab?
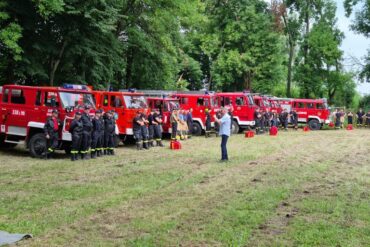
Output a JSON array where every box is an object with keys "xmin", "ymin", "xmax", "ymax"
[
  {"xmin": 215, "ymin": 92, "xmax": 256, "ymax": 133},
  {"xmin": 253, "ymin": 95, "xmax": 272, "ymax": 112},
  {"xmin": 0, "ymin": 84, "xmax": 95, "ymax": 157},
  {"xmin": 277, "ymin": 98, "xmax": 330, "ymax": 130},
  {"xmin": 146, "ymin": 97, "xmax": 180, "ymax": 134},
  {"xmin": 267, "ymin": 97, "xmax": 283, "ymax": 114},
  {"xmin": 93, "ymin": 91, "xmax": 148, "ymax": 139},
  {"xmin": 172, "ymin": 92, "xmax": 217, "ymax": 136}
]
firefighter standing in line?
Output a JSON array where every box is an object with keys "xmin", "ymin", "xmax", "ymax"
[
  {"xmin": 205, "ymin": 109, "xmax": 212, "ymax": 137},
  {"xmin": 264, "ymin": 110, "xmax": 272, "ymax": 131},
  {"xmin": 153, "ymin": 108, "xmax": 164, "ymax": 147},
  {"xmin": 69, "ymin": 112, "xmax": 83, "ymax": 161},
  {"xmin": 254, "ymin": 108, "xmax": 262, "ymax": 134},
  {"xmin": 290, "ymin": 109, "xmax": 298, "ymax": 130},
  {"xmin": 43, "ymin": 109, "xmax": 61, "ymax": 159},
  {"xmin": 133, "ymin": 111, "xmax": 144, "ymax": 150},
  {"xmin": 280, "ymin": 109, "xmax": 289, "ymax": 131},
  {"xmin": 91, "ymin": 109, "xmax": 104, "ymax": 158},
  {"xmin": 104, "ymin": 110, "xmax": 116, "ymax": 155},
  {"xmin": 357, "ymin": 108, "xmax": 365, "ymax": 127},
  {"xmin": 81, "ymin": 105, "xmax": 93, "ymax": 159},
  {"xmin": 170, "ymin": 109, "xmax": 179, "ymax": 140},
  {"xmin": 366, "ymin": 110, "xmax": 370, "ymax": 128},
  {"xmin": 141, "ymin": 111, "xmax": 150, "ymax": 149},
  {"xmin": 147, "ymin": 110, "xmax": 155, "ymax": 147},
  {"xmin": 335, "ymin": 109, "xmax": 342, "ymax": 129},
  {"xmin": 347, "ymin": 111, "xmax": 354, "ymax": 125},
  {"xmin": 186, "ymin": 109, "xmax": 193, "ymax": 138}
]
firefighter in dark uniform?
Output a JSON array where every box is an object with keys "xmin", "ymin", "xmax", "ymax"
[
  {"xmin": 133, "ymin": 111, "xmax": 144, "ymax": 150},
  {"xmin": 335, "ymin": 109, "xmax": 342, "ymax": 129},
  {"xmin": 186, "ymin": 109, "xmax": 193, "ymax": 138},
  {"xmin": 290, "ymin": 109, "xmax": 298, "ymax": 130},
  {"xmin": 170, "ymin": 109, "xmax": 179, "ymax": 140},
  {"xmin": 147, "ymin": 110, "xmax": 155, "ymax": 147},
  {"xmin": 264, "ymin": 110, "xmax": 271, "ymax": 131},
  {"xmin": 81, "ymin": 105, "xmax": 93, "ymax": 159},
  {"xmin": 104, "ymin": 110, "xmax": 116, "ymax": 155},
  {"xmin": 69, "ymin": 111, "xmax": 83, "ymax": 161},
  {"xmin": 141, "ymin": 111, "xmax": 150, "ymax": 149},
  {"xmin": 43, "ymin": 109, "xmax": 61, "ymax": 159},
  {"xmin": 91, "ymin": 109, "xmax": 104, "ymax": 158},
  {"xmin": 366, "ymin": 110, "xmax": 370, "ymax": 128},
  {"xmin": 280, "ymin": 109, "xmax": 289, "ymax": 131},
  {"xmin": 205, "ymin": 108, "xmax": 212, "ymax": 137},
  {"xmin": 153, "ymin": 108, "xmax": 164, "ymax": 147},
  {"xmin": 347, "ymin": 111, "xmax": 354, "ymax": 125},
  {"xmin": 254, "ymin": 108, "xmax": 262, "ymax": 134},
  {"xmin": 357, "ymin": 108, "xmax": 365, "ymax": 127}
]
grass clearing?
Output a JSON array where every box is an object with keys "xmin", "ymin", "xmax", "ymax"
[{"xmin": 0, "ymin": 129, "xmax": 369, "ymax": 246}]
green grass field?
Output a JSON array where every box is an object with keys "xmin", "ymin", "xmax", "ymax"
[{"xmin": 1, "ymin": 129, "xmax": 369, "ymax": 246}]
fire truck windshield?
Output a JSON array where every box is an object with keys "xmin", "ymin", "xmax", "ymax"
[
  {"xmin": 124, "ymin": 96, "xmax": 148, "ymax": 109},
  {"xmin": 263, "ymin": 99, "xmax": 271, "ymax": 107},
  {"xmin": 167, "ymin": 101, "xmax": 180, "ymax": 111},
  {"xmin": 247, "ymin": 95, "xmax": 255, "ymax": 105},
  {"xmin": 59, "ymin": 92, "xmax": 95, "ymax": 109}
]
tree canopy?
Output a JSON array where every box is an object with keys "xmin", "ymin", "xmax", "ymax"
[{"xmin": 0, "ymin": 0, "xmax": 366, "ymax": 107}]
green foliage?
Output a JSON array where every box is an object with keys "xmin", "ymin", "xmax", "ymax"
[
  {"xmin": 0, "ymin": 0, "xmax": 362, "ymax": 107},
  {"xmin": 200, "ymin": 0, "xmax": 286, "ymax": 92}
]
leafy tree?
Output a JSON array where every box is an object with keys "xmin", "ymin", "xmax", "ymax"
[
  {"xmin": 344, "ymin": 0, "xmax": 370, "ymax": 82},
  {"xmin": 200, "ymin": 0, "xmax": 285, "ymax": 92}
]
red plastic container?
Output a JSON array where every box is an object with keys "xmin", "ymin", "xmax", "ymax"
[
  {"xmin": 245, "ymin": 131, "xmax": 255, "ymax": 138},
  {"xmin": 346, "ymin": 124, "xmax": 353, "ymax": 130},
  {"xmin": 269, "ymin": 126, "xmax": 278, "ymax": 136},
  {"xmin": 303, "ymin": 126, "xmax": 310, "ymax": 132},
  {"xmin": 328, "ymin": 122, "xmax": 335, "ymax": 128},
  {"xmin": 170, "ymin": 140, "xmax": 182, "ymax": 150}
]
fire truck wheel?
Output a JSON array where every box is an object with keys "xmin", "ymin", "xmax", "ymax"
[
  {"xmin": 308, "ymin": 119, "xmax": 321, "ymax": 131},
  {"xmin": 231, "ymin": 120, "xmax": 239, "ymax": 134},
  {"xmin": 192, "ymin": 122, "xmax": 202, "ymax": 136},
  {"xmin": 29, "ymin": 133, "xmax": 47, "ymax": 158}
]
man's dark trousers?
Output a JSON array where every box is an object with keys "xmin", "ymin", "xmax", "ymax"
[{"xmin": 221, "ymin": 134, "xmax": 229, "ymax": 160}]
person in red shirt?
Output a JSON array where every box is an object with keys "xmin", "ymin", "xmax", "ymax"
[{"xmin": 43, "ymin": 109, "xmax": 61, "ymax": 159}]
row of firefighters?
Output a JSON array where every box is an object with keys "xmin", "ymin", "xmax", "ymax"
[
  {"xmin": 332, "ymin": 109, "xmax": 370, "ymax": 128},
  {"xmin": 43, "ymin": 106, "xmax": 370, "ymax": 160},
  {"xmin": 44, "ymin": 106, "xmax": 116, "ymax": 161}
]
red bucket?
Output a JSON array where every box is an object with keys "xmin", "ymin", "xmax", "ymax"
[
  {"xmin": 270, "ymin": 126, "xmax": 278, "ymax": 136},
  {"xmin": 245, "ymin": 131, "xmax": 255, "ymax": 138},
  {"xmin": 170, "ymin": 140, "xmax": 182, "ymax": 150}
]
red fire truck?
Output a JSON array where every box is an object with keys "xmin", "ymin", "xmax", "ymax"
[
  {"xmin": 0, "ymin": 84, "xmax": 96, "ymax": 157},
  {"xmin": 146, "ymin": 97, "xmax": 180, "ymax": 134},
  {"xmin": 253, "ymin": 95, "xmax": 272, "ymax": 112},
  {"xmin": 172, "ymin": 92, "xmax": 218, "ymax": 135},
  {"xmin": 277, "ymin": 98, "xmax": 331, "ymax": 130},
  {"xmin": 267, "ymin": 97, "xmax": 283, "ymax": 114},
  {"xmin": 215, "ymin": 92, "xmax": 256, "ymax": 133},
  {"xmin": 93, "ymin": 91, "xmax": 148, "ymax": 140}
]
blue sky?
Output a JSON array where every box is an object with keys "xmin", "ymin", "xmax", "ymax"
[{"xmin": 335, "ymin": 0, "xmax": 370, "ymax": 95}]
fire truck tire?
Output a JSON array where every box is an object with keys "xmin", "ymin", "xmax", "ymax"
[
  {"xmin": 192, "ymin": 122, "xmax": 202, "ymax": 136},
  {"xmin": 29, "ymin": 133, "xmax": 47, "ymax": 158},
  {"xmin": 308, "ymin": 119, "xmax": 321, "ymax": 131},
  {"xmin": 231, "ymin": 120, "xmax": 239, "ymax": 134}
]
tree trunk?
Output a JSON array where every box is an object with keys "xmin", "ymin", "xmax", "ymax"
[
  {"xmin": 125, "ymin": 47, "xmax": 134, "ymax": 88},
  {"xmin": 49, "ymin": 40, "xmax": 67, "ymax": 86},
  {"xmin": 287, "ymin": 42, "xmax": 294, "ymax": 97}
]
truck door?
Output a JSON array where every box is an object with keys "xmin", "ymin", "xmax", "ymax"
[
  {"xmin": 0, "ymin": 88, "xmax": 10, "ymax": 133},
  {"xmin": 294, "ymin": 102, "xmax": 307, "ymax": 123},
  {"xmin": 4, "ymin": 88, "xmax": 30, "ymax": 137},
  {"xmin": 234, "ymin": 95, "xmax": 253, "ymax": 123}
]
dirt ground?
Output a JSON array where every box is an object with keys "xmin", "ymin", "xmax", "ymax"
[{"xmin": 0, "ymin": 129, "xmax": 369, "ymax": 246}]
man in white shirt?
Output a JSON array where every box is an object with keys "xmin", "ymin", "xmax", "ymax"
[{"xmin": 214, "ymin": 107, "xmax": 231, "ymax": 162}]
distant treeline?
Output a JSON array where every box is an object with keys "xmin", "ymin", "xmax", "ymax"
[{"xmin": 0, "ymin": 0, "xmax": 369, "ymax": 108}]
